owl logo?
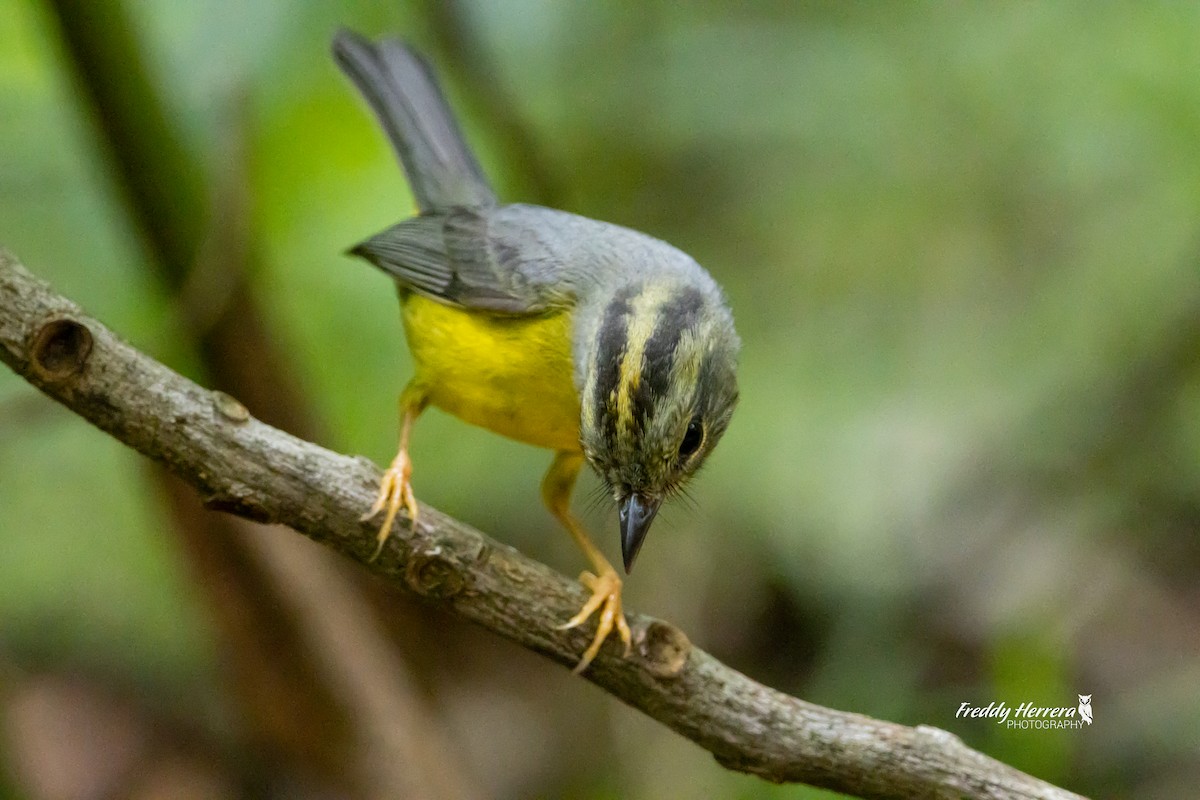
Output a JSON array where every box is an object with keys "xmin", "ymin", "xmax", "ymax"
[{"xmin": 1077, "ymin": 694, "xmax": 1093, "ymax": 725}]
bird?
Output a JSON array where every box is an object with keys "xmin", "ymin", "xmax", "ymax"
[
  {"xmin": 332, "ymin": 29, "xmax": 740, "ymax": 673},
  {"xmin": 1077, "ymin": 694, "xmax": 1092, "ymax": 725}
]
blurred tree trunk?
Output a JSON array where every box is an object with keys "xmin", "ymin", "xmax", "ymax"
[{"xmin": 41, "ymin": 1, "xmax": 478, "ymax": 796}]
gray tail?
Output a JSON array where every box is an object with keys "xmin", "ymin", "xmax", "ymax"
[{"xmin": 332, "ymin": 29, "xmax": 496, "ymax": 212}]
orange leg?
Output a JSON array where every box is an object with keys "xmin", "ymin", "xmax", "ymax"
[
  {"xmin": 542, "ymin": 451, "xmax": 632, "ymax": 673},
  {"xmin": 363, "ymin": 383, "xmax": 428, "ymax": 560}
]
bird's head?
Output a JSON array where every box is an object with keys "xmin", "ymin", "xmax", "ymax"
[{"xmin": 580, "ymin": 281, "xmax": 739, "ymax": 572}]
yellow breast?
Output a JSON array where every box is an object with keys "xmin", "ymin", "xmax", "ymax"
[{"xmin": 401, "ymin": 293, "xmax": 582, "ymax": 452}]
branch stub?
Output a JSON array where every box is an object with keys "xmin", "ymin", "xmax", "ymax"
[{"xmin": 29, "ymin": 316, "xmax": 92, "ymax": 382}]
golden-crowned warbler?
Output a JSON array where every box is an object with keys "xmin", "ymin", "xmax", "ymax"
[{"xmin": 333, "ymin": 30, "xmax": 739, "ymax": 673}]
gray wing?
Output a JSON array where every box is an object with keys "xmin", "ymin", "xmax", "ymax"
[
  {"xmin": 351, "ymin": 203, "xmax": 706, "ymax": 314},
  {"xmin": 350, "ymin": 206, "xmax": 570, "ymax": 314}
]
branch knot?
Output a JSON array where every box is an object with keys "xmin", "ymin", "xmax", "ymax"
[
  {"xmin": 29, "ymin": 315, "xmax": 92, "ymax": 382},
  {"xmin": 632, "ymin": 619, "xmax": 691, "ymax": 678},
  {"xmin": 405, "ymin": 546, "xmax": 468, "ymax": 599}
]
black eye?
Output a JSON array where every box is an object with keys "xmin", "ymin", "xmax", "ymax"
[{"xmin": 679, "ymin": 416, "xmax": 704, "ymax": 458}]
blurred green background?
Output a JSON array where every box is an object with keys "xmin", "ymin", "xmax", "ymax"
[{"xmin": 2, "ymin": 1, "xmax": 1198, "ymax": 798}]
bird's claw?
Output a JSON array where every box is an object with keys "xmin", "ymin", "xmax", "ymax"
[
  {"xmin": 558, "ymin": 568, "xmax": 632, "ymax": 673},
  {"xmin": 363, "ymin": 449, "xmax": 418, "ymax": 561}
]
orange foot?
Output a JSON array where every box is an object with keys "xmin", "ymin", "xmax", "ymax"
[
  {"xmin": 362, "ymin": 448, "xmax": 418, "ymax": 560},
  {"xmin": 558, "ymin": 568, "xmax": 633, "ymax": 674}
]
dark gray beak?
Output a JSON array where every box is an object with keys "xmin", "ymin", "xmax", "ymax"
[{"xmin": 619, "ymin": 493, "xmax": 661, "ymax": 573}]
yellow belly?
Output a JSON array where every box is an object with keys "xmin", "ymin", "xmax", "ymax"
[{"xmin": 401, "ymin": 294, "xmax": 582, "ymax": 452}]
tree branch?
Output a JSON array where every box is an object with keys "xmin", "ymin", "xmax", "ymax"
[{"xmin": 0, "ymin": 251, "xmax": 1086, "ymax": 800}]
